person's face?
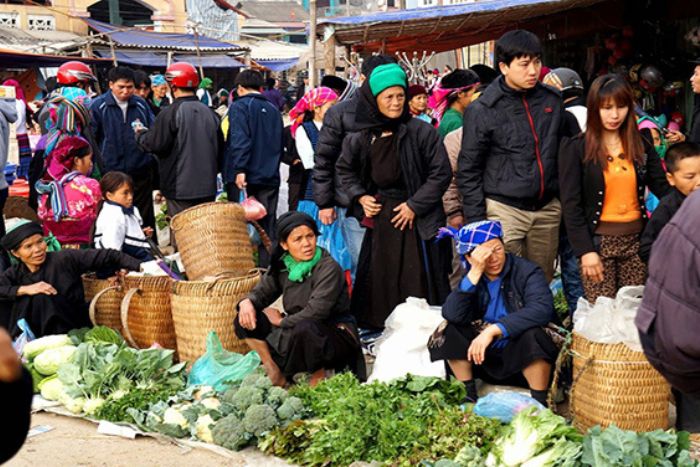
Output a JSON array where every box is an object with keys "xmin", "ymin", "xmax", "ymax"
[
  {"xmin": 467, "ymin": 238, "xmax": 506, "ymax": 278},
  {"xmin": 73, "ymin": 153, "xmax": 93, "ymax": 176},
  {"xmin": 135, "ymin": 82, "xmax": 150, "ymax": 99},
  {"xmin": 499, "ymin": 55, "xmax": 541, "ymax": 91},
  {"xmin": 315, "ymin": 100, "xmax": 336, "ymax": 121},
  {"xmin": 106, "ymin": 182, "xmax": 134, "ymax": 209},
  {"xmin": 152, "ymin": 83, "xmax": 168, "ymax": 98},
  {"xmin": 281, "ymin": 225, "xmax": 317, "ymax": 262},
  {"xmin": 409, "ymin": 94, "xmax": 427, "ymax": 113},
  {"xmin": 667, "ymin": 155, "xmax": 700, "ymax": 196},
  {"xmin": 690, "ymin": 66, "xmax": 700, "ymax": 94},
  {"xmin": 457, "ymin": 88, "xmax": 476, "ymax": 108},
  {"xmin": 376, "ymin": 86, "xmax": 406, "ymax": 119},
  {"xmin": 109, "ymin": 79, "xmax": 135, "ymax": 102},
  {"xmin": 12, "ymin": 234, "xmax": 47, "ymax": 269},
  {"xmin": 599, "ymin": 98, "xmax": 629, "ymax": 131},
  {"xmin": 650, "ymin": 128, "xmax": 662, "ymax": 147}
]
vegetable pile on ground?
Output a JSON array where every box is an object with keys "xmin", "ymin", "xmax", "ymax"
[{"xmin": 258, "ymin": 373, "xmax": 502, "ymax": 466}]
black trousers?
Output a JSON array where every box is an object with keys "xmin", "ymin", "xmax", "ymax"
[
  {"xmin": 226, "ymin": 183, "xmax": 279, "ymax": 268},
  {"xmin": 132, "ymin": 169, "xmax": 155, "ymax": 231},
  {"xmin": 0, "ymin": 368, "xmax": 32, "ymax": 464},
  {"xmin": 166, "ymin": 196, "xmax": 215, "ymax": 249}
]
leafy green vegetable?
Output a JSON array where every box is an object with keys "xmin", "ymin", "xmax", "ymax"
[
  {"xmin": 34, "ymin": 345, "xmax": 77, "ymax": 375},
  {"xmin": 258, "ymin": 420, "xmax": 327, "ymax": 463},
  {"xmin": 38, "ymin": 375, "xmax": 64, "ymax": 401},
  {"xmin": 68, "ymin": 328, "xmax": 90, "ymax": 345},
  {"xmin": 23, "ymin": 334, "xmax": 73, "ymax": 360},
  {"xmin": 84, "ymin": 326, "xmax": 123, "ymax": 345},
  {"xmin": 94, "ymin": 386, "xmax": 177, "ymax": 422}
]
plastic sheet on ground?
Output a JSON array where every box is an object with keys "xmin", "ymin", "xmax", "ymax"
[{"xmin": 368, "ymin": 297, "xmax": 445, "ymax": 382}]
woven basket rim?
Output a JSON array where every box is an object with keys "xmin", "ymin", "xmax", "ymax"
[{"xmin": 170, "ymin": 201, "xmax": 246, "ymax": 231}]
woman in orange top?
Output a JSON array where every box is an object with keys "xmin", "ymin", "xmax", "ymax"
[{"xmin": 559, "ymin": 75, "xmax": 670, "ymax": 302}]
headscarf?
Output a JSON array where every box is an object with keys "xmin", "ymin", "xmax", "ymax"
[
  {"xmin": 217, "ymin": 88, "xmax": 229, "ymax": 100},
  {"xmin": 151, "ymin": 74, "xmax": 167, "ymax": 86},
  {"xmin": 428, "ymin": 70, "xmax": 480, "ymax": 123},
  {"xmin": 437, "ymin": 220, "xmax": 503, "ymax": 268},
  {"xmin": 2, "ymin": 79, "xmax": 25, "ymax": 104},
  {"xmin": 368, "ymin": 63, "xmax": 407, "ymax": 97},
  {"xmin": 44, "ymin": 93, "xmax": 91, "ymax": 156},
  {"xmin": 288, "ymin": 87, "xmax": 338, "ymax": 137},
  {"xmin": 408, "ymin": 84, "xmax": 427, "ymax": 100},
  {"xmin": 637, "ymin": 115, "xmax": 667, "ymax": 159},
  {"xmin": 270, "ymin": 211, "xmax": 321, "ymax": 274},
  {"xmin": 338, "ymin": 81, "xmax": 358, "ymax": 102},
  {"xmin": 354, "ymin": 65, "xmax": 410, "ymax": 132},
  {"xmin": 199, "ymin": 77, "xmax": 213, "ymax": 90},
  {"xmin": 1, "ymin": 221, "xmax": 43, "ymax": 252}
]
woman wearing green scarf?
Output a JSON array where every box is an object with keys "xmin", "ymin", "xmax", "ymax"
[{"xmin": 235, "ymin": 211, "xmax": 363, "ymax": 387}]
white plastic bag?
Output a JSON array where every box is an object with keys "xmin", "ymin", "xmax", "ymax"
[{"xmin": 368, "ymin": 297, "xmax": 446, "ymax": 382}]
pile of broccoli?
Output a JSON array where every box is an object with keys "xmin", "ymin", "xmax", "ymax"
[{"xmin": 212, "ymin": 371, "xmax": 305, "ymax": 451}]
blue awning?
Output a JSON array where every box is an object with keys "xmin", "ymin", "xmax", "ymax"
[
  {"xmin": 255, "ymin": 58, "xmax": 299, "ymax": 71},
  {"xmin": 93, "ymin": 49, "xmax": 245, "ymax": 68}
]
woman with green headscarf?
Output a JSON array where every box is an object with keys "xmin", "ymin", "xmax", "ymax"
[
  {"xmin": 196, "ymin": 77, "xmax": 214, "ymax": 107},
  {"xmin": 336, "ymin": 63, "xmax": 453, "ymax": 331}
]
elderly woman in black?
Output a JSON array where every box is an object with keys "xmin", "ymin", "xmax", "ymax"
[
  {"xmin": 234, "ymin": 211, "xmax": 362, "ymax": 387},
  {"xmin": 336, "ymin": 63, "xmax": 452, "ymax": 331},
  {"xmin": 0, "ymin": 222, "xmax": 143, "ymax": 337}
]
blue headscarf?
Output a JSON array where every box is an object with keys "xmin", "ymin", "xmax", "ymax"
[{"xmin": 437, "ymin": 220, "xmax": 503, "ymax": 268}]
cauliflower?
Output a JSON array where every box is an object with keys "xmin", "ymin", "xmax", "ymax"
[
  {"xmin": 83, "ymin": 397, "xmax": 106, "ymax": 416},
  {"xmin": 276, "ymin": 396, "xmax": 304, "ymax": 422},
  {"xmin": 265, "ymin": 386, "xmax": 288, "ymax": 408},
  {"xmin": 38, "ymin": 375, "xmax": 64, "ymax": 401},
  {"xmin": 163, "ymin": 407, "xmax": 190, "ymax": 429},
  {"xmin": 195, "ymin": 414, "xmax": 215, "ymax": 443},
  {"xmin": 223, "ymin": 386, "xmax": 264, "ymax": 413},
  {"xmin": 23, "ymin": 335, "xmax": 73, "ymax": 360},
  {"xmin": 34, "ymin": 345, "xmax": 77, "ymax": 376},
  {"xmin": 242, "ymin": 404, "xmax": 278, "ymax": 437},
  {"xmin": 200, "ymin": 397, "xmax": 221, "ymax": 411},
  {"xmin": 212, "ymin": 414, "xmax": 251, "ymax": 451}
]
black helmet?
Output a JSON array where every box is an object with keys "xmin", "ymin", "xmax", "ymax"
[{"xmin": 543, "ymin": 67, "xmax": 583, "ymax": 92}]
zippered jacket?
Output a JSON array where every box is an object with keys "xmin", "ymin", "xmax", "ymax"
[{"xmin": 458, "ymin": 77, "xmax": 567, "ymax": 222}]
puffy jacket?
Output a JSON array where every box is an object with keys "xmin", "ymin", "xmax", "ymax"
[
  {"xmin": 224, "ymin": 93, "xmax": 284, "ymax": 186},
  {"xmin": 336, "ymin": 117, "xmax": 451, "ymax": 241},
  {"xmin": 313, "ymin": 96, "xmax": 360, "ymax": 209},
  {"xmin": 441, "ymin": 254, "xmax": 554, "ymax": 338},
  {"xmin": 137, "ymin": 96, "xmax": 223, "ymax": 200},
  {"xmin": 636, "ymin": 190, "xmax": 700, "ymax": 395},
  {"xmin": 90, "ymin": 92, "xmax": 155, "ymax": 175},
  {"xmin": 458, "ymin": 77, "xmax": 566, "ymax": 222}
]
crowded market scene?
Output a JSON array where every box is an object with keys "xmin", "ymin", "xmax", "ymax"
[{"xmin": 1, "ymin": 0, "xmax": 700, "ymax": 465}]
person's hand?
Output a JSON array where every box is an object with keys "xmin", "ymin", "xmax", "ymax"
[
  {"xmin": 235, "ymin": 173, "xmax": 247, "ymax": 190},
  {"xmin": 143, "ymin": 227, "xmax": 154, "ymax": 238},
  {"xmin": 467, "ymin": 325, "xmax": 501, "ymax": 365},
  {"xmin": 17, "ymin": 281, "xmax": 57, "ymax": 297},
  {"xmin": 581, "ymin": 252, "xmax": 604, "ymax": 283},
  {"xmin": 238, "ymin": 299, "xmax": 257, "ymax": 330},
  {"xmin": 448, "ymin": 215, "xmax": 464, "ymax": 229},
  {"xmin": 0, "ymin": 329, "xmax": 21, "ymax": 383},
  {"xmin": 319, "ymin": 208, "xmax": 336, "ymax": 226},
  {"xmin": 391, "ymin": 202, "xmax": 415, "ymax": 230},
  {"xmin": 359, "ymin": 195, "xmax": 382, "ymax": 218},
  {"xmin": 665, "ymin": 130, "xmax": 685, "ymax": 144},
  {"xmin": 466, "ymin": 244, "xmax": 493, "ymax": 274},
  {"xmin": 292, "ymin": 159, "xmax": 302, "ymax": 166},
  {"xmin": 263, "ymin": 307, "xmax": 284, "ymax": 327}
]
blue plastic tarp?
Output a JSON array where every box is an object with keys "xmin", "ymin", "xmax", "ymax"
[
  {"xmin": 94, "ymin": 49, "xmax": 245, "ymax": 68},
  {"xmin": 256, "ymin": 58, "xmax": 300, "ymax": 71}
]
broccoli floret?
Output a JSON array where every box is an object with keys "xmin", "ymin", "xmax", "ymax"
[
  {"xmin": 212, "ymin": 414, "xmax": 251, "ymax": 451},
  {"xmin": 222, "ymin": 386, "xmax": 264, "ymax": 413},
  {"xmin": 276, "ymin": 396, "xmax": 304, "ymax": 421},
  {"xmin": 265, "ymin": 386, "xmax": 288, "ymax": 408},
  {"xmin": 254, "ymin": 375, "xmax": 273, "ymax": 391},
  {"xmin": 242, "ymin": 404, "xmax": 278, "ymax": 437},
  {"xmin": 241, "ymin": 371, "xmax": 265, "ymax": 387}
]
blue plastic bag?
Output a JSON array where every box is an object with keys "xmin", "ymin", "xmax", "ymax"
[
  {"xmin": 473, "ymin": 391, "xmax": 544, "ymax": 423},
  {"xmin": 187, "ymin": 331, "xmax": 262, "ymax": 392},
  {"xmin": 12, "ymin": 319, "xmax": 36, "ymax": 355}
]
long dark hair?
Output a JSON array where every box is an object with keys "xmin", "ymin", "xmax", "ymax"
[
  {"xmin": 585, "ymin": 74, "xmax": 644, "ymax": 168},
  {"xmin": 96, "ymin": 171, "xmax": 134, "ymax": 214}
]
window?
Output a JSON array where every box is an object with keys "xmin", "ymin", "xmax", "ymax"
[
  {"xmin": 421, "ymin": 0, "xmax": 436, "ymax": 6},
  {"xmin": 0, "ymin": 12, "xmax": 19, "ymax": 28},
  {"xmin": 27, "ymin": 15, "xmax": 56, "ymax": 31}
]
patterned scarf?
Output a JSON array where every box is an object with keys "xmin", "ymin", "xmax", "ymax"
[
  {"xmin": 35, "ymin": 170, "xmax": 82, "ymax": 222},
  {"xmin": 289, "ymin": 87, "xmax": 338, "ymax": 138},
  {"xmin": 45, "ymin": 93, "xmax": 91, "ymax": 156},
  {"xmin": 437, "ymin": 220, "xmax": 503, "ymax": 268},
  {"xmin": 428, "ymin": 80, "xmax": 479, "ymax": 124}
]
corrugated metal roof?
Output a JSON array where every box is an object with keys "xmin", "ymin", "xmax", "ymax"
[
  {"xmin": 0, "ymin": 26, "xmax": 84, "ymax": 54},
  {"xmin": 240, "ymin": 1, "xmax": 309, "ymax": 24}
]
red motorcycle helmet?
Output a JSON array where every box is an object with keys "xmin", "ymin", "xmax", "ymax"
[
  {"xmin": 56, "ymin": 61, "xmax": 96, "ymax": 85},
  {"xmin": 165, "ymin": 62, "xmax": 200, "ymax": 88}
]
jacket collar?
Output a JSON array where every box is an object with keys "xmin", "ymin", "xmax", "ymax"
[
  {"xmin": 478, "ymin": 75, "xmax": 560, "ymax": 108},
  {"xmin": 105, "ymin": 199, "xmax": 135, "ymax": 215},
  {"xmin": 105, "ymin": 92, "xmax": 139, "ymax": 108}
]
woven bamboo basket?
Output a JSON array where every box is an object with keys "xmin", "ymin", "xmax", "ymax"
[
  {"xmin": 570, "ymin": 332, "xmax": 670, "ymax": 432},
  {"xmin": 83, "ymin": 274, "xmax": 124, "ymax": 333},
  {"xmin": 170, "ymin": 271, "xmax": 261, "ymax": 363},
  {"xmin": 120, "ymin": 276, "xmax": 177, "ymax": 352},
  {"xmin": 170, "ymin": 202, "xmax": 254, "ymax": 280}
]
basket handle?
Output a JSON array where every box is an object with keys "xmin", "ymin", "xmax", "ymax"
[
  {"xmin": 568, "ymin": 356, "xmax": 593, "ymax": 423},
  {"xmin": 249, "ymin": 220, "xmax": 272, "ymax": 254},
  {"xmin": 88, "ymin": 286, "xmax": 120, "ymax": 326},
  {"xmin": 120, "ymin": 287, "xmax": 142, "ymax": 349}
]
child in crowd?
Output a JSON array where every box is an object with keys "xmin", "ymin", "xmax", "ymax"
[
  {"xmin": 639, "ymin": 142, "xmax": 700, "ymax": 263},
  {"xmin": 93, "ymin": 171, "xmax": 154, "ymax": 262}
]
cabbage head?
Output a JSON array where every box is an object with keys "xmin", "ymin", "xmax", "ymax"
[
  {"xmin": 38, "ymin": 375, "xmax": 64, "ymax": 401},
  {"xmin": 34, "ymin": 345, "xmax": 77, "ymax": 375},
  {"xmin": 23, "ymin": 335, "xmax": 73, "ymax": 360}
]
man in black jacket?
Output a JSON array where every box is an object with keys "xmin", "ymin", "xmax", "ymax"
[{"xmin": 458, "ymin": 30, "xmax": 567, "ymax": 282}]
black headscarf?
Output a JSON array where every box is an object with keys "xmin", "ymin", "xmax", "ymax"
[
  {"xmin": 353, "ymin": 80, "xmax": 411, "ymax": 132},
  {"xmin": 1, "ymin": 222, "xmax": 44, "ymax": 252},
  {"xmin": 270, "ymin": 212, "xmax": 320, "ymax": 273}
]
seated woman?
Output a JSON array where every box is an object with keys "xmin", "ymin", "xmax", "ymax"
[
  {"xmin": 36, "ymin": 135, "xmax": 101, "ymax": 248},
  {"xmin": 0, "ymin": 222, "xmax": 143, "ymax": 338},
  {"xmin": 429, "ymin": 221, "xmax": 558, "ymax": 406},
  {"xmin": 234, "ymin": 211, "xmax": 362, "ymax": 387}
]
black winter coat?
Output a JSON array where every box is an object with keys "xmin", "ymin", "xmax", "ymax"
[
  {"xmin": 458, "ymin": 77, "xmax": 567, "ymax": 222},
  {"xmin": 441, "ymin": 254, "xmax": 554, "ymax": 339},
  {"xmin": 0, "ymin": 368, "xmax": 32, "ymax": 463},
  {"xmin": 336, "ymin": 117, "xmax": 452, "ymax": 241},
  {"xmin": 638, "ymin": 188, "xmax": 685, "ymax": 263},
  {"xmin": 558, "ymin": 134, "xmax": 670, "ymax": 257},
  {"xmin": 313, "ymin": 96, "xmax": 360, "ymax": 209},
  {"xmin": 689, "ymin": 94, "xmax": 700, "ymax": 145}
]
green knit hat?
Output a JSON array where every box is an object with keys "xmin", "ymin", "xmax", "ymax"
[{"xmin": 369, "ymin": 63, "xmax": 407, "ymax": 97}]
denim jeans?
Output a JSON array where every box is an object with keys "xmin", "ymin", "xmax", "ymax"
[
  {"xmin": 339, "ymin": 211, "xmax": 365, "ymax": 283},
  {"xmin": 558, "ymin": 227, "xmax": 584, "ymax": 314}
]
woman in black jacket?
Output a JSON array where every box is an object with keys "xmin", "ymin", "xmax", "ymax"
[
  {"xmin": 559, "ymin": 75, "xmax": 670, "ymax": 303},
  {"xmin": 336, "ymin": 63, "xmax": 452, "ymax": 330}
]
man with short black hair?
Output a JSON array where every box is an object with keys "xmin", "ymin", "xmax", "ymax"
[
  {"xmin": 133, "ymin": 70, "xmax": 151, "ymax": 100},
  {"xmin": 224, "ymin": 69, "xmax": 284, "ymax": 267},
  {"xmin": 458, "ymin": 30, "xmax": 568, "ymax": 282},
  {"xmin": 91, "ymin": 66, "xmax": 157, "ymax": 229}
]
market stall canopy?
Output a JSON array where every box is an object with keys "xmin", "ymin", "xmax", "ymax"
[
  {"xmin": 92, "ymin": 49, "xmax": 245, "ymax": 68},
  {"xmin": 318, "ymin": 0, "xmax": 607, "ymax": 53},
  {"xmin": 0, "ymin": 26, "xmax": 85, "ymax": 55},
  {"xmin": 85, "ymin": 19, "xmax": 248, "ymax": 52},
  {"xmin": 235, "ymin": 38, "xmax": 307, "ymax": 71},
  {"xmin": 0, "ymin": 48, "xmax": 109, "ymax": 68}
]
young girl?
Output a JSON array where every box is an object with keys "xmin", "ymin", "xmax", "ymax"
[
  {"xmin": 559, "ymin": 75, "xmax": 670, "ymax": 303},
  {"xmin": 93, "ymin": 171, "xmax": 153, "ymax": 262},
  {"xmin": 36, "ymin": 135, "xmax": 101, "ymax": 248}
]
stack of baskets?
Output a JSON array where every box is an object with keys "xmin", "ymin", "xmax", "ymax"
[
  {"xmin": 570, "ymin": 332, "xmax": 670, "ymax": 432},
  {"xmin": 84, "ymin": 274, "xmax": 124, "ymax": 333}
]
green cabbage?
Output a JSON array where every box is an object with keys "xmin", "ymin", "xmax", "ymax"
[
  {"xmin": 23, "ymin": 335, "xmax": 73, "ymax": 360},
  {"xmin": 34, "ymin": 345, "xmax": 77, "ymax": 375},
  {"xmin": 39, "ymin": 375, "xmax": 65, "ymax": 401}
]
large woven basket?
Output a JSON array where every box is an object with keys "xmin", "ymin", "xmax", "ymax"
[
  {"xmin": 570, "ymin": 332, "xmax": 670, "ymax": 432},
  {"xmin": 170, "ymin": 202, "xmax": 254, "ymax": 280},
  {"xmin": 120, "ymin": 276, "xmax": 177, "ymax": 352},
  {"xmin": 170, "ymin": 271, "xmax": 261, "ymax": 363},
  {"xmin": 83, "ymin": 274, "xmax": 124, "ymax": 333}
]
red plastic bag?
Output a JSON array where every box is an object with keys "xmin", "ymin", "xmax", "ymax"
[{"xmin": 240, "ymin": 189, "xmax": 267, "ymax": 221}]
